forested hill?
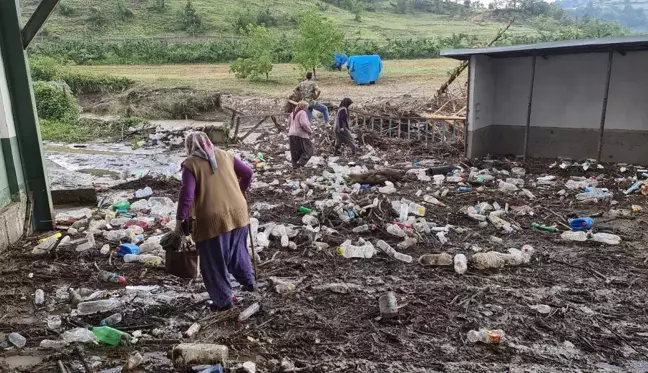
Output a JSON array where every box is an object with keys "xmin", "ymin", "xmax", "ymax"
[{"xmin": 557, "ymin": 0, "xmax": 648, "ymax": 31}]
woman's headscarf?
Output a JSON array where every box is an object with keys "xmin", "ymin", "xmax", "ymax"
[
  {"xmin": 293, "ymin": 100, "xmax": 309, "ymax": 119},
  {"xmin": 185, "ymin": 131, "xmax": 218, "ymax": 173},
  {"xmin": 339, "ymin": 98, "xmax": 353, "ymax": 108}
]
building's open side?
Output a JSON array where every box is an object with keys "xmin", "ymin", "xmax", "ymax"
[{"xmin": 442, "ymin": 36, "xmax": 648, "ymax": 164}]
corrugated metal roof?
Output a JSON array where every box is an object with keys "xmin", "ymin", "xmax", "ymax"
[{"xmin": 441, "ymin": 35, "xmax": 648, "ymax": 60}]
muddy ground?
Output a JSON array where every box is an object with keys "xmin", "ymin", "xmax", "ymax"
[{"xmin": 3, "ymin": 122, "xmax": 648, "ymax": 373}]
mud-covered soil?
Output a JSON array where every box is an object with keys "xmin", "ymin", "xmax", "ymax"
[{"xmin": 2, "ymin": 126, "xmax": 648, "ymax": 373}]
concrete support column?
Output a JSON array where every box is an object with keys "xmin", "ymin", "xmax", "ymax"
[{"xmin": 0, "ymin": 0, "xmax": 53, "ymax": 230}]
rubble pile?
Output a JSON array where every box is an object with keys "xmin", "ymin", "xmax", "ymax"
[{"xmin": 2, "ymin": 123, "xmax": 648, "ymax": 372}]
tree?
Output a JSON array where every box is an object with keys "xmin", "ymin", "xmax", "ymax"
[
  {"xmin": 350, "ymin": 0, "xmax": 365, "ymax": 21},
  {"xmin": 229, "ymin": 25, "xmax": 274, "ymax": 80},
  {"xmin": 392, "ymin": 0, "xmax": 409, "ymax": 14},
  {"xmin": 181, "ymin": 0, "xmax": 203, "ymax": 36},
  {"xmin": 293, "ymin": 10, "xmax": 343, "ymax": 78}
]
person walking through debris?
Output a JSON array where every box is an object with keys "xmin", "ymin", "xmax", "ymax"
[
  {"xmin": 288, "ymin": 101, "xmax": 315, "ymax": 168},
  {"xmin": 175, "ymin": 131, "xmax": 256, "ymax": 312},
  {"xmin": 334, "ymin": 98, "xmax": 357, "ymax": 156},
  {"xmin": 297, "ymin": 72, "xmax": 329, "ymax": 124}
]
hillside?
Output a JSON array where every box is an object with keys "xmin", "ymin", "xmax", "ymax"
[
  {"xmin": 557, "ymin": 0, "xmax": 648, "ymax": 30},
  {"xmin": 20, "ymin": 0, "xmax": 537, "ymax": 42}
]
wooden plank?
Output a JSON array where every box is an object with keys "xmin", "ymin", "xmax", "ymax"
[{"xmin": 239, "ymin": 116, "xmax": 268, "ymax": 141}]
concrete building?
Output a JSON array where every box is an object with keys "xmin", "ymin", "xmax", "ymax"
[
  {"xmin": 442, "ymin": 36, "xmax": 648, "ymax": 164},
  {"xmin": 0, "ymin": 0, "xmax": 59, "ymax": 250}
]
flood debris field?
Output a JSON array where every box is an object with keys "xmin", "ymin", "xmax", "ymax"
[{"xmin": 2, "ymin": 124, "xmax": 648, "ymax": 373}]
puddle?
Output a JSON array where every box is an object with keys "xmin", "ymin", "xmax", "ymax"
[{"xmin": 0, "ymin": 355, "xmax": 43, "ymax": 369}]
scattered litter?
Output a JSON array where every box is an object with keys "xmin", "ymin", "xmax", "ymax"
[{"xmin": 467, "ymin": 329, "xmax": 505, "ymax": 344}]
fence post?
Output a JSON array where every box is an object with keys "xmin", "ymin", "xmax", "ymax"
[{"xmin": 407, "ymin": 119, "xmax": 411, "ymax": 140}]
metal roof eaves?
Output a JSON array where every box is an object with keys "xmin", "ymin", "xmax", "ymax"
[{"xmin": 440, "ymin": 34, "xmax": 648, "ymax": 59}]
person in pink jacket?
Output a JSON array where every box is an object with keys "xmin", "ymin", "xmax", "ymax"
[{"xmin": 288, "ymin": 101, "xmax": 315, "ymax": 168}]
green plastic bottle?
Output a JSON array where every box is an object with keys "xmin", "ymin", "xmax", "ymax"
[
  {"xmin": 92, "ymin": 326, "xmax": 126, "ymax": 346},
  {"xmin": 112, "ymin": 200, "xmax": 130, "ymax": 212},
  {"xmin": 531, "ymin": 223, "xmax": 557, "ymax": 233}
]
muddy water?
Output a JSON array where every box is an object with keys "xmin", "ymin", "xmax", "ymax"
[{"xmin": 0, "ymin": 355, "xmax": 43, "ymax": 369}]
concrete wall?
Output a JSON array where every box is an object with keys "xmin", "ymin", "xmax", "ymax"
[{"xmin": 466, "ymin": 50, "xmax": 648, "ymax": 164}]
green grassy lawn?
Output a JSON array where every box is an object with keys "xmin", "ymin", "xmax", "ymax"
[
  {"xmin": 71, "ymin": 58, "xmax": 461, "ymax": 99},
  {"xmin": 21, "ymin": 0, "xmax": 537, "ymax": 41}
]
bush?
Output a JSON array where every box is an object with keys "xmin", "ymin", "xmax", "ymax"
[
  {"xmin": 62, "ymin": 72, "xmax": 133, "ymax": 94},
  {"xmin": 232, "ymin": 9, "xmax": 280, "ymax": 32},
  {"xmin": 181, "ymin": 0, "xmax": 203, "ymax": 35},
  {"xmin": 117, "ymin": 1, "xmax": 135, "ymax": 21},
  {"xmin": 33, "ymin": 81, "xmax": 79, "ymax": 122},
  {"xmin": 30, "ymin": 56, "xmax": 62, "ymax": 81},
  {"xmin": 87, "ymin": 7, "xmax": 110, "ymax": 30},
  {"xmin": 58, "ymin": 3, "xmax": 75, "ymax": 16}
]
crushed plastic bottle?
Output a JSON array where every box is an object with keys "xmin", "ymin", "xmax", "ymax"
[
  {"xmin": 238, "ymin": 302, "xmax": 261, "ymax": 323},
  {"xmin": 467, "ymin": 329, "xmax": 505, "ymax": 344},
  {"xmin": 34, "ymin": 289, "xmax": 45, "ymax": 306},
  {"xmin": 77, "ymin": 299, "xmax": 120, "ymax": 315},
  {"xmin": 386, "ymin": 224, "xmax": 406, "ymax": 238},
  {"xmin": 337, "ymin": 240, "xmax": 376, "ymax": 259},
  {"xmin": 454, "ymin": 254, "xmax": 467, "ymax": 274},
  {"xmin": 100, "ymin": 313, "xmax": 123, "ymax": 327},
  {"xmin": 590, "ymin": 232, "xmax": 621, "ymax": 245},
  {"xmin": 376, "ymin": 240, "xmax": 413, "ymax": 263},
  {"xmin": 561, "ymin": 231, "xmax": 588, "ymax": 242},
  {"xmin": 124, "ymin": 352, "xmax": 144, "ymax": 371},
  {"xmin": 98, "ymin": 270, "xmax": 127, "ymax": 285},
  {"xmin": 40, "ymin": 339, "xmax": 66, "ymax": 350},
  {"xmin": 62, "ymin": 328, "xmax": 98, "ymax": 344},
  {"xmin": 134, "ymin": 187, "xmax": 153, "ymax": 198},
  {"xmin": 576, "ymin": 188, "xmax": 613, "ymax": 202},
  {"xmin": 498, "ymin": 180, "xmax": 519, "ymax": 192},
  {"xmin": 8, "ymin": 332, "xmax": 26, "ymax": 348}
]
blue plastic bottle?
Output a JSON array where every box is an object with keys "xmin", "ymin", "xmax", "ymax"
[
  {"xmin": 117, "ymin": 243, "xmax": 141, "ymax": 257},
  {"xmin": 569, "ymin": 217, "xmax": 593, "ymax": 231}
]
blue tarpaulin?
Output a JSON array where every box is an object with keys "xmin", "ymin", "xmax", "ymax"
[
  {"xmin": 347, "ymin": 55, "xmax": 383, "ymax": 85},
  {"xmin": 333, "ymin": 53, "xmax": 349, "ymax": 70}
]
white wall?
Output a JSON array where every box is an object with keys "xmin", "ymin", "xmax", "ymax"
[
  {"xmin": 468, "ymin": 55, "xmax": 494, "ymax": 131},
  {"xmin": 484, "ymin": 51, "xmax": 648, "ymax": 132}
]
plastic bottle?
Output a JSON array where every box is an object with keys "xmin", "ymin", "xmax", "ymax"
[
  {"xmin": 100, "ymin": 313, "xmax": 123, "ymax": 327},
  {"xmin": 467, "ymin": 329, "xmax": 505, "ymax": 344},
  {"xmin": 590, "ymin": 232, "xmax": 621, "ymax": 245},
  {"xmin": 561, "ymin": 231, "xmax": 588, "ymax": 242},
  {"xmin": 454, "ymin": 254, "xmax": 467, "ymax": 274},
  {"xmin": 198, "ymin": 365, "xmax": 224, "ymax": 373},
  {"xmin": 34, "ymin": 289, "xmax": 45, "ymax": 306},
  {"xmin": 98, "ymin": 270, "xmax": 127, "ymax": 285},
  {"xmin": 112, "ymin": 200, "xmax": 130, "ymax": 211},
  {"xmin": 456, "ymin": 186, "xmax": 471, "ymax": 192},
  {"xmin": 238, "ymin": 302, "xmax": 261, "ymax": 323},
  {"xmin": 498, "ymin": 180, "xmax": 519, "ymax": 192},
  {"xmin": 134, "ymin": 187, "xmax": 153, "ymax": 198},
  {"xmin": 77, "ymin": 299, "xmax": 120, "ymax": 315},
  {"xmin": 92, "ymin": 326, "xmax": 126, "ymax": 346},
  {"xmin": 39, "ymin": 232, "xmax": 62, "ymax": 243},
  {"xmin": 408, "ymin": 203, "xmax": 426, "ymax": 217},
  {"xmin": 124, "ymin": 352, "xmax": 144, "ymax": 371},
  {"xmin": 124, "ymin": 254, "xmax": 163, "ymax": 266},
  {"xmin": 577, "ymin": 188, "xmax": 613, "ymax": 202},
  {"xmin": 337, "ymin": 240, "xmax": 376, "ymax": 259},
  {"xmin": 298, "ymin": 206, "xmax": 312, "ymax": 214},
  {"xmin": 531, "ymin": 223, "xmax": 557, "ymax": 233},
  {"xmin": 40, "ymin": 339, "xmax": 66, "ymax": 350},
  {"xmin": 62, "ymin": 328, "xmax": 98, "ymax": 344},
  {"xmin": 624, "ymin": 180, "xmax": 644, "ymax": 195},
  {"xmin": 423, "ymin": 195, "xmax": 446, "ymax": 207},
  {"xmin": 569, "ymin": 217, "xmax": 593, "ymax": 231},
  {"xmin": 386, "ymin": 224, "xmax": 406, "ymax": 238},
  {"xmin": 352, "ymin": 224, "xmax": 370, "ymax": 233},
  {"xmin": 8, "ymin": 332, "xmax": 26, "ymax": 348},
  {"xmin": 118, "ymin": 243, "xmax": 141, "ymax": 257},
  {"xmin": 376, "ymin": 240, "xmax": 413, "ymax": 263},
  {"xmin": 398, "ymin": 203, "xmax": 409, "ymax": 222}
]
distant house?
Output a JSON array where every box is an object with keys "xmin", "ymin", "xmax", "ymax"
[{"xmin": 441, "ymin": 35, "xmax": 648, "ymax": 164}]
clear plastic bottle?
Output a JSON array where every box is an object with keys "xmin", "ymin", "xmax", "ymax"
[
  {"xmin": 454, "ymin": 254, "xmax": 467, "ymax": 274},
  {"xmin": 352, "ymin": 224, "xmax": 370, "ymax": 233},
  {"xmin": 408, "ymin": 203, "xmax": 426, "ymax": 217},
  {"xmin": 590, "ymin": 232, "xmax": 621, "ymax": 245},
  {"xmin": 34, "ymin": 289, "xmax": 45, "ymax": 306},
  {"xmin": 337, "ymin": 240, "xmax": 376, "ymax": 259},
  {"xmin": 467, "ymin": 329, "xmax": 505, "ymax": 344},
  {"xmin": 8, "ymin": 332, "xmax": 26, "ymax": 348},
  {"xmin": 561, "ymin": 231, "xmax": 587, "ymax": 242},
  {"xmin": 134, "ymin": 187, "xmax": 153, "ymax": 198},
  {"xmin": 100, "ymin": 313, "xmax": 123, "ymax": 327},
  {"xmin": 238, "ymin": 302, "xmax": 261, "ymax": 323},
  {"xmin": 77, "ymin": 299, "xmax": 120, "ymax": 315},
  {"xmin": 386, "ymin": 224, "xmax": 406, "ymax": 238},
  {"xmin": 40, "ymin": 339, "xmax": 66, "ymax": 350},
  {"xmin": 376, "ymin": 240, "xmax": 413, "ymax": 263}
]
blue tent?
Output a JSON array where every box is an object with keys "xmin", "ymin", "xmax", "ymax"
[{"xmin": 347, "ymin": 55, "xmax": 383, "ymax": 85}]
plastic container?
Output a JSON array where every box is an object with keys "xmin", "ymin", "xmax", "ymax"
[
  {"xmin": 171, "ymin": 344, "xmax": 228, "ymax": 367},
  {"xmin": 118, "ymin": 243, "xmax": 141, "ymax": 257},
  {"xmin": 100, "ymin": 313, "xmax": 123, "ymax": 327},
  {"xmin": 456, "ymin": 186, "xmax": 471, "ymax": 192},
  {"xmin": 454, "ymin": 254, "xmax": 467, "ymax": 274},
  {"xmin": 92, "ymin": 326, "xmax": 126, "ymax": 346},
  {"xmin": 337, "ymin": 240, "xmax": 376, "ymax": 259},
  {"xmin": 467, "ymin": 329, "xmax": 505, "ymax": 344},
  {"xmin": 238, "ymin": 302, "xmax": 261, "ymax": 323},
  {"xmin": 376, "ymin": 240, "xmax": 413, "ymax": 263},
  {"xmin": 561, "ymin": 231, "xmax": 588, "ymax": 242},
  {"xmin": 134, "ymin": 187, "xmax": 153, "ymax": 198},
  {"xmin": 40, "ymin": 339, "xmax": 66, "ymax": 350},
  {"xmin": 34, "ymin": 289, "xmax": 45, "ymax": 306},
  {"xmin": 98, "ymin": 270, "xmax": 127, "ymax": 285},
  {"xmin": 569, "ymin": 217, "xmax": 593, "ymax": 231},
  {"xmin": 112, "ymin": 200, "xmax": 130, "ymax": 211},
  {"xmin": 8, "ymin": 332, "xmax": 26, "ymax": 348},
  {"xmin": 378, "ymin": 292, "xmax": 398, "ymax": 319}
]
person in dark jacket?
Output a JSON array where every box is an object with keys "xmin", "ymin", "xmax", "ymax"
[{"xmin": 333, "ymin": 98, "xmax": 357, "ymax": 155}]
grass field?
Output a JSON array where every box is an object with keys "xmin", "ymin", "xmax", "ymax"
[
  {"xmin": 21, "ymin": 0, "xmax": 537, "ymax": 41},
  {"xmin": 71, "ymin": 58, "xmax": 461, "ymax": 100}
]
